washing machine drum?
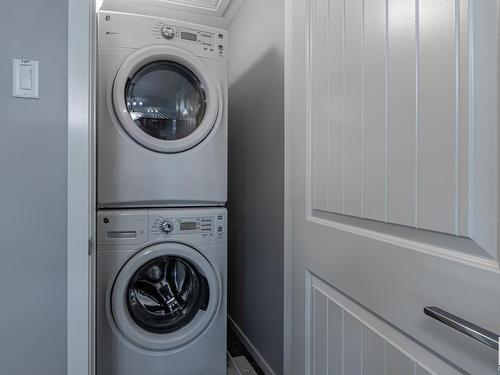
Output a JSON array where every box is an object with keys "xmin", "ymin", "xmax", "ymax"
[
  {"xmin": 113, "ymin": 45, "xmax": 223, "ymax": 154},
  {"xmin": 127, "ymin": 255, "xmax": 209, "ymax": 334},
  {"xmin": 111, "ymin": 243, "xmax": 221, "ymax": 351}
]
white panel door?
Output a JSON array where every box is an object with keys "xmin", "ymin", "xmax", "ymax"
[{"xmin": 286, "ymin": 0, "xmax": 500, "ymax": 373}]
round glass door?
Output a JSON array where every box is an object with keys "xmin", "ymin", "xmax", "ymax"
[
  {"xmin": 125, "ymin": 62, "xmax": 207, "ymax": 142},
  {"xmin": 127, "ymin": 255, "xmax": 209, "ymax": 334},
  {"xmin": 111, "ymin": 242, "xmax": 221, "ymax": 351},
  {"xmin": 113, "ymin": 46, "xmax": 222, "ymax": 154}
]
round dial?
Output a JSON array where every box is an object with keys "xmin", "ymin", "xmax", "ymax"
[
  {"xmin": 160, "ymin": 220, "xmax": 174, "ymax": 234},
  {"xmin": 161, "ymin": 26, "xmax": 176, "ymax": 40}
]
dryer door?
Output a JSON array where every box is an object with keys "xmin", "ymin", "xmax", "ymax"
[
  {"xmin": 112, "ymin": 45, "xmax": 222, "ymax": 153},
  {"xmin": 111, "ymin": 242, "xmax": 221, "ymax": 351}
]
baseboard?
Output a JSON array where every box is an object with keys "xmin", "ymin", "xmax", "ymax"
[{"xmin": 227, "ymin": 315, "xmax": 277, "ymax": 375}]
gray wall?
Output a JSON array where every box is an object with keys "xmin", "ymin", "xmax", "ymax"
[
  {"xmin": 0, "ymin": 1, "xmax": 68, "ymax": 374},
  {"xmin": 228, "ymin": 1, "xmax": 284, "ymax": 373}
]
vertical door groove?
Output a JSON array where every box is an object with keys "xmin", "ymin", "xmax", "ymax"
[
  {"xmin": 414, "ymin": 0, "xmax": 420, "ymax": 228},
  {"xmin": 360, "ymin": 0, "xmax": 366, "ymax": 219},
  {"xmin": 454, "ymin": 0, "xmax": 461, "ymax": 235},
  {"xmin": 384, "ymin": 0, "xmax": 389, "ymax": 223}
]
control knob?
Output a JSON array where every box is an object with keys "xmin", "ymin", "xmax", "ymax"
[
  {"xmin": 160, "ymin": 220, "xmax": 174, "ymax": 234},
  {"xmin": 161, "ymin": 26, "xmax": 176, "ymax": 40}
]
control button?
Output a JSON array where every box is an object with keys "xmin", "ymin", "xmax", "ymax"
[
  {"xmin": 217, "ymin": 215, "xmax": 223, "ymax": 220},
  {"xmin": 218, "ymin": 33, "xmax": 224, "ymax": 39},
  {"xmin": 217, "ymin": 226, "xmax": 223, "ymax": 233},
  {"xmin": 160, "ymin": 220, "xmax": 174, "ymax": 234},
  {"xmin": 161, "ymin": 26, "xmax": 176, "ymax": 40}
]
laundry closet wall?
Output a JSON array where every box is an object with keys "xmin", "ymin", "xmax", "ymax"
[
  {"xmin": 0, "ymin": 1, "xmax": 68, "ymax": 374},
  {"xmin": 227, "ymin": 0, "xmax": 285, "ymax": 373}
]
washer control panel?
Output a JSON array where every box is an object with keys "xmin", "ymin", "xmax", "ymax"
[
  {"xmin": 151, "ymin": 212, "xmax": 225, "ymax": 239},
  {"xmin": 97, "ymin": 209, "xmax": 226, "ymax": 247}
]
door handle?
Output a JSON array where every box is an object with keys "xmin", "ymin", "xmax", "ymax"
[{"xmin": 424, "ymin": 306, "xmax": 499, "ymax": 351}]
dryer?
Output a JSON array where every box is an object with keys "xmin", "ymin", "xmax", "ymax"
[
  {"xmin": 96, "ymin": 208, "xmax": 227, "ymax": 375},
  {"xmin": 97, "ymin": 11, "xmax": 227, "ymax": 208}
]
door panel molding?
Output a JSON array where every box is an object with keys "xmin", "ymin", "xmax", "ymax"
[
  {"xmin": 306, "ymin": 0, "xmax": 498, "ymax": 259},
  {"xmin": 307, "ymin": 212, "xmax": 500, "ymax": 272},
  {"xmin": 306, "ymin": 272, "xmax": 461, "ymax": 375}
]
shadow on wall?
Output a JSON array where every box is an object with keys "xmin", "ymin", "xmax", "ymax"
[{"xmin": 227, "ymin": 47, "xmax": 285, "ymax": 375}]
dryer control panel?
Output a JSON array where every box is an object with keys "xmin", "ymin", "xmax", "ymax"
[
  {"xmin": 153, "ymin": 22, "xmax": 226, "ymax": 58},
  {"xmin": 98, "ymin": 11, "xmax": 228, "ymax": 62}
]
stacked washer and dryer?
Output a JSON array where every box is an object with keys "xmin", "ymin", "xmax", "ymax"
[{"xmin": 96, "ymin": 11, "xmax": 228, "ymax": 375}]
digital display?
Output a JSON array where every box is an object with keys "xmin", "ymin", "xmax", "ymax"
[
  {"xmin": 181, "ymin": 32, "xmax": 197, "ymax": 42},
  {"xmin": 180, "ymin": 222, "xmax": 197, "ymax": 231}
]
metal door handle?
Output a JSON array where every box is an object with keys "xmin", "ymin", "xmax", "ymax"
[{"xmin": 424, "ymin": 306, "xmax": 499, "ymax": 351}]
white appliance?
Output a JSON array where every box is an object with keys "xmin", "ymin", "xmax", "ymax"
[
  {"xmin": 96, "ymin": 208, "xmax": 227, "ymax": 375},
  {"xmin": 97, "ymin": 11, "xmax": 228, "ymax": 208}
]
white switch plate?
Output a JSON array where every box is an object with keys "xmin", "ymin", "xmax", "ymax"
[{"xmin": 13, "ymin": 59, "xmax": 39, "ymax": 99}]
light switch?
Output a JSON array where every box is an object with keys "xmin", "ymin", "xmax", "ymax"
[
  {"xmin": 19, "ymin": 65, "xmax": 33, "ymax": 90},
  {"xmin": 13, "ymin": 59, "xmax": 39, "ymax": 99}
]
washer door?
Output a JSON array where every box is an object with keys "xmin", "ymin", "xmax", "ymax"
[
  {"xmin": 111, "ymin": 243, "xmax": 221, "ymax": 351},
  {"xmin": 113, "ymin": 45, "xmax": 222, "ymax": 153}
]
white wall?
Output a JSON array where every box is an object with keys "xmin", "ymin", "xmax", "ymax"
[
  {"xmin": 0, "ymin": 0, "xmax": 68, "ymax": 374},
  {"xmin": 228, "ymin": 0, "xmax": 285, "ymax": 373}
]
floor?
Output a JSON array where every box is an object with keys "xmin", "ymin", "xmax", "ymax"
[{"xmin": 227, "ymin": 325, "xmax": 265, "ymax": 375}]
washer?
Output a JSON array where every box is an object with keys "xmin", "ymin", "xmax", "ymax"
[
  {"xmin": 97, "ymin": 11, "xmax": 228, "ymax": 208},
  {"xmin": 96, "ymin": 208, "xmax": 227, "ymax": 375}
]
